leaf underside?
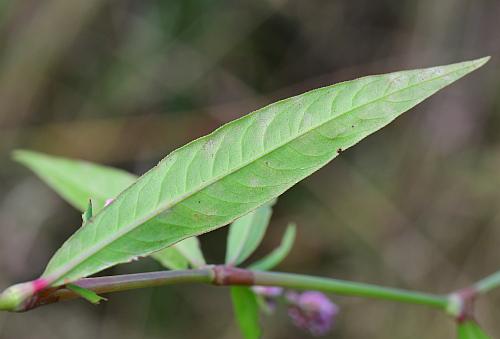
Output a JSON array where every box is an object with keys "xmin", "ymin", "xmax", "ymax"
[{"xmin": 30, "ymin": 57, "xmax": 487, "ymax": 285}]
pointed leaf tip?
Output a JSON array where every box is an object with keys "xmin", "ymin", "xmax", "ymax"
[
  {"xmin": 474, "ymin": 56, "xmax": 490, "ymax": 67},
  {"xmin": 453, "ymin": 56, "xmax": 490, "ymax": 70}
]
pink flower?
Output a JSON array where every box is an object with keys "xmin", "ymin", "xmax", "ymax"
[
  {"xmin": 286, "ymin": 291, "xmax": 339, "ymax": 336},
  {"xmin": 104, "ymin": 198, "xmax": 114, "ymax": 207}
]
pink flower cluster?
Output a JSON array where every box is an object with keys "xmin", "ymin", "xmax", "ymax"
[{"xmin": 252, "ymin": 286, "xmax": 339, "ymax": 336}]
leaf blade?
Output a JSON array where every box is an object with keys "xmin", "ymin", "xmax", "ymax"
[
  {"xmin": 14, "ymin": 151, "xmax": 205, "ymax": 270},
  {"xmin": 231, "ymin": 287, "xmax": 261, "ymax": 339},
  {"xmin": 151, "ymin": 247, "xmax": 189, "ymax": 270},
  {"xmin": 13, "ymin": 150, "xmax": 137, "ymax": 211},
  {"xmin": 226, "ymin": 201, "xmax": 275, "ymax": 266},
  {"xmin": 172, "ymin": 236, "xmax": 206, "ymax": 268},
  {"xmin": 39, "ymin": 58, "xmax": 488, "ymax": 285},
  {"xmin": 249, "ymin": 223, "xmax": 296, "ymax": 271}
]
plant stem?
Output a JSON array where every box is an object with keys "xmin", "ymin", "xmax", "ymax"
[
  {"xmin": 9, "ymin": 265, "xmax": 449, "ymax": 312},
  {"xmin": 18, "ymin": 269, "xmax": 214, "ymax": 311},
  {"xmin": 474, "ymin": 270, "xmax": 500, "ymax": 294},
  {"xmin": 252, "ymin": 271, "xmax": 449, "ymax": 310}
]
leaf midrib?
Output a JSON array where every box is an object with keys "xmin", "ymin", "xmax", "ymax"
[{"xmin": 47, "ymin": 63, "xmax": 476, "ymax": 283}]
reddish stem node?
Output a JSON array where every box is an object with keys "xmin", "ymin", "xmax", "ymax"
[{"xmin": 213, "ymin": 265, "xmax": 255, "ymax": 286}]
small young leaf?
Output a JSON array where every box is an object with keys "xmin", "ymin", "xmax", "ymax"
[
  {"xmin": 457, "ymin": 321, "xmax": 491, "ymax": 339},
  {"xmin": 19, "ymin": 58, "xmax": 488, "ymax": 286},
  {"xmin": 231, "ymin": 287, "xmax": 261, "ymax": 339},
  {"xmin": 226, "ymin": 201, "xmax": 275, "ymax": 266},
  {"xmin": 14, "ymin": 150, "xmax": 205, "ymax": 270},
  {"xmin": 249, "ymin": 223, "xmax": 296, "ymax": 271},
  {"xmin": 82, "ymin": 200, "xmax": 93, "ymax": 223},
  {"xmin": 66, "ymin": 284, "xmax": 106, "ymax": 304}
]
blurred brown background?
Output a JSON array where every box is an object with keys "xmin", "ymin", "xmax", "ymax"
[{"xmin": 0, "ymin": 0, "xmax": 499, "ymax": 338}]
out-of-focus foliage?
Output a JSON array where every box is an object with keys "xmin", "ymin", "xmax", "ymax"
[
  {"xmin": 231, "ymin": 287, "xmax": 261, "ymax": 339},
  {"xmin": 14, "ymin": 150, "xmax": 205, "ymax": 271},
  {"xmin": 13, "ymin": 150, "xmax": 137, "ymax": 211},
  {"xmin": 0, "ymin": 1, "xmax": 499, "ymax": 338},
  {"xmin": 457, "ymin": 321, "xmax": 490, "ymax": 339}
]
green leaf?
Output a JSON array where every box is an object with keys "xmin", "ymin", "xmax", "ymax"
[
  {"xmin": 231, "ymin": 287, "xmax": 261, "ymax": 339},
  {"xmin": 457, "ymin": 321, "xmax": 491, "ymax": 339},
  {"xmin": 173, "ymin": 236, "xmax": 206, "ymax": 267},
  {"xmin": 66, "ymin": 284, "xmax": 106, "ymax": 304},
  {"xmin": 14, "ymin": 150, "xmax": 205, "ymax": 270},
  {"xmin": 153, "ymin": 236, "xmax": 206, "ymax": 270},
  {"xmin": 249, "ymin": 223, "xmax": 296, "ymax": 271},
  {"xmin": 226, "ymin": 201, "xmax": 275, "ymax": 266},
  {"xmin": 30, "ymin": 57, "xmax": 488, "ymax": 285},
  {"xmin": 82, "ymin": 200, "xmax": 93, "ymax": 224},
  {"xmin": 151, "ymin": 247, "xmax": 189, "ymax": 270},
  {"xmin": 13, "ymin": 150, "xmax": 137, "ymax": 212}
]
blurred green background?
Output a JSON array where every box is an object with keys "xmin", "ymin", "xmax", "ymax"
[{"xmin": 0, "ymin": 0, "xmax": 499, "ymax": 338}]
